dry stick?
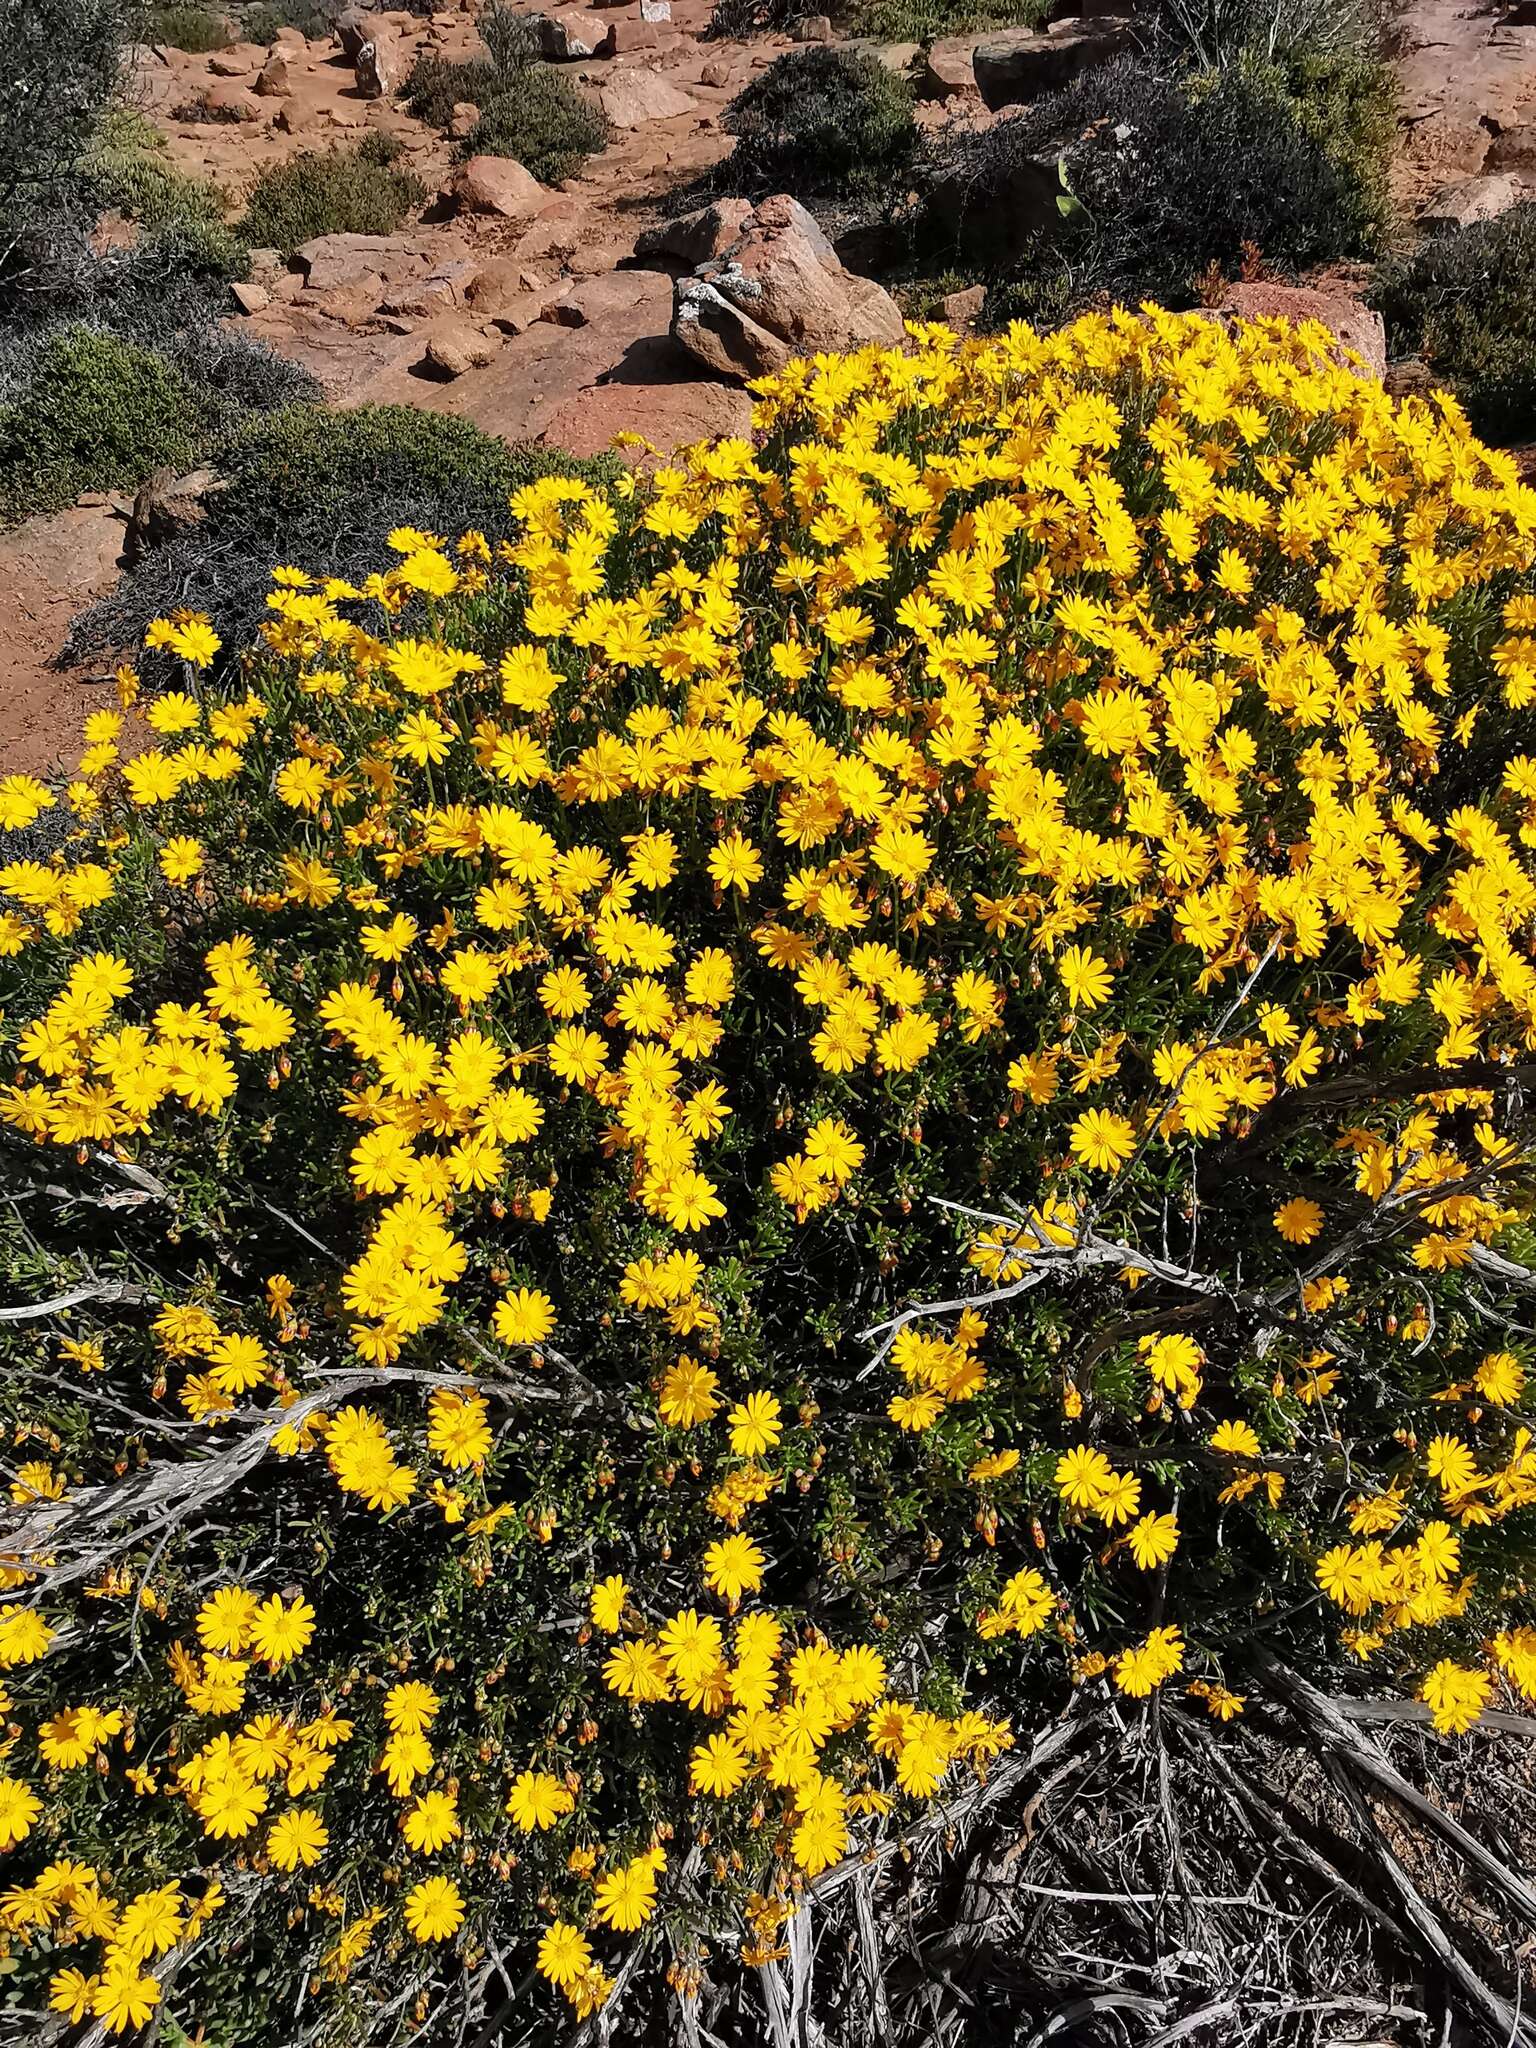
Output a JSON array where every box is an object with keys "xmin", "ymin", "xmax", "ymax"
[
  {"xmin": 808, "ymin": 1713, "xmax": 1085, "ymax": 1904},
  {"xmin": 0, "ymin": 1277, "xmax": 156, "ymax": 1322},
  {"xmin": 851, "ymin": 1870, "xmax": 895, "ymax": 2044},
  {"xmin": 1141, "ymin": 1994, "xmax": 1431, "ymax": 2048},
  {"xmin": 1188, "ymin": 1722, "xmax": 1412, "ymax": 1947},
  {"xmin": 1328, "ymin": 1770, "xmax": 1528, "ymax": 2047},
  {"xmin": 1260, "ymin": 1657, "xmax": 1536, "ymax": 1930},
  {"xmin": 1335, "ymin": 1698, "xmax": 1536, "ymax": 1741}
]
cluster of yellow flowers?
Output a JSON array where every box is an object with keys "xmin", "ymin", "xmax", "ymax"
[{"xmin": 6, "ymin": 308, "xmax": 1536, "ymax": 2036}]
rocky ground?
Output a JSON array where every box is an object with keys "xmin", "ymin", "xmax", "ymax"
[{"xmin": 5, "ymin": 0, "xmax": 1536, "ymax": 770}]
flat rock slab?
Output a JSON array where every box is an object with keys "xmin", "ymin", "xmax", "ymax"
[
  {"xmin": 600, "ymin": 68, "xmax": 700, "ymax": 127},
  {"xmin": 1211, "ymin": 283, "xmax": 1386, "ymax": 383},
  {"xmin": 972, "ymin": 14, "xmax": 1132, "ymax": 110},
  {"xmin": 1419, "ymin": 169, "xmax": 1525, "ymax": 228}
]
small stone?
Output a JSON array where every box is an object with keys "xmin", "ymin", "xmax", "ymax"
[
  {"xmin": 424, "ymin": 320, "xmax": 503, "ymax": 377},
  {"xmin": 941, "ymin": 282, "xmax": 986, "ymax": 330},
  {"xmin": 640, "ymin": 0, "xmax": 671, "ymax": 19},
  {"xmin": 700, "ymin": 58, "xmax": 729, "ymax": 86},
  {"xmin": 275, "ymin": 101, "xmax": 310, "ymax": 132},
  {"xmin": 231, "ymin": 279, "xmax": 271, "ymax": 314},
  {"xmin": 208, "ymin": 51, "xmax": 253, "ymax": 76},
  {"xmin": 449, "ymin": 99, "xmax": 480, "ymax": 138},
  {"xmin": 792, "ymin": 12, "xmax": 832, "ymax": 36},
  {"xmin": 449, "ymin": 154, "xmax": 548, "ymax": 218},
  {"xmin": 254, "ymin": 53, "xmax": 291, "ymax": 95},
  {"xmin": 204, "ymin": 84, "xmax": 263, "ymax": 122}
]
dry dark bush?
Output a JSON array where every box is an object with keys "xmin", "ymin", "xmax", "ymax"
[
  {"xmin": 723, "ymin": 46, "xmax": 918, "ymax": 198},
  {"xmin": 925, "ymin": 52, "xmax": 1392, "ymax": 327},
  {"xmin": 1374, "ymin": 203, "xmax": 1536, "ymax": 446}
]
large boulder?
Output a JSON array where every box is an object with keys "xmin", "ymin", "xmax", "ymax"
[
  {"xmin": 670, "ymin": 193, "xmax": 905, "ymax": 382},
  {"xmin": 293, "ymin": 231, "xmax": 437, "ymax": 291},
  {"xmin": 355, "ymin": 29, "xmax": 403, "ymax": 97},
  {"xmin": 636, "ymin": 197, "xmax": 755, "ymax": 268},
  {"xmin": 600, "ymin": 68, "xmax": 698, "ymax": 127},
  {"xmin": 1419, "ymin": 170, "xmax": 1524, "ymax": 229},
  {"xmin": 972, "ymin": 13, "xmax": 1132, "ymax": 110},
  {"xmin": 921, "ymin": 35, "xmax": 980, "ymax": 99},
  {"xmin": 449, "ymin": 155, "xmax": 548, "ymax": 218},
  {"xmin": 535, "ymin": 9, "xmax": 607, "ymax": 57},
  {"xmin": 335, "ymin": 5, "xmax": 388, "ymax": 59},
  {"xmin": 1211, "ymin": 283, "xmax": 1386, "ymax": 383},
  {"xmin": 1486, "ymin": 125, "xmax": 1536, "ymax": 172}
]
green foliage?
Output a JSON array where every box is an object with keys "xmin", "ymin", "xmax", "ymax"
[
  {"xmin": 723, "ymin": 46, "xmax": 917, "ymax": 198},
  {"xmin": 1156, "ymin": 0, "xmax": 1383, "ymax": 68},
  {"xmin": 224, "ymin": 403, "xmax": 610, "ymax": 540},
  {"xmin": 931, "ymin": 53, "xmax": 1391, "ymax": 325},
  {"xmin": 146, "ymin": 3, "xmax": 232, "ymax": 49},
  {"xmin": 462, "ymin": 70, "xmax": 611, "ymax": 185},
  {"xmin": 844, "ymin": 0, "xmax": 1047, "ymax": 45},
  {"xmin": 704, "ymin": 0, "xmax": 800, "ymax": 39},
  {"xmin": 237, "ymin": 137, "xmax": 425, "ymax": 255},
  {"xmin": 1374, "ymin": 202, "xmax": 1536, "ymax": 445},
  {"xmin": 0, "ymin": 0, "xmax": 135, "ymax": 258},
  {"xmin": 405, "ymin": 2, "xmax": 543, "ymax": 130},
  {"xmin": 1275, "ymin": 45, "xmax": 1396, "ymax": 251},
  {"xmin": 0, "ymin": 324, "xmax": 207, "ymax": 524},
  {"xmin": 243, "ymin": 0, "xmax": 339, "ymax": 35},
  {"xmin": 403, "ymin": 52, "xmax": 504, "ymax": 129},
  {"xmin": 707, "ymin": 0, "xmax": 1045, "ymax": 39},
  {"xmin": 79, "ymin": 106, "xmax": 228, "ymax": 231},
  {"xmin": 68, "ymin": 404, "xmax": 616, "ymax": 666}
]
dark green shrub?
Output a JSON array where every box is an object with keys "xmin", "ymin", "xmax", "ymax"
[
  {"xmin": 105, "ymin": 218, "xmax": 253, "ymax": 329},
  {"xmin": 0, "ymin": 325, "xmax": 208, "ymax": 524},
  {"xmin": 242, "ymin": 0, "xmax": 340, "ymax": 35},
  {"xmin": 403, "ymin": 52, "xmax": 504, "ymax": 129},
  {"xmin": 843, "ymin": 0, "xmax": 1047, "ymax": 43},
  {"xmin": 723, "ymin": 47, "xmax": 917, "ymax": 198},
  {"xmin": 238, "ymin": 136, "xmax": 425, "ymax": 253},
  {"xmin": 463, "ymin": 71, "xmax": 610, "ymax": 184},
  {"xmin": 68, "ymin": 405, "xmax": 617, "ymax": 665},
  {"xmin": 146, "ymin": 3, "xmax": 232, "ymax": 48},
  {"xmin": 79, "ymin": 107, "xmax": 228, "ymax": 230},
  {"xmin": 707, "ymin": 0, "xmax": 1043, "ymax": 36},
  {"xmin": 170, "ymin": 91, "xmax": 250, "ymax": 123},
  {"xmin": 1281, "ymin": 46, "xmax": 1396, "ymax": 250},
  {"xmin": 930, "ymin": 53, "xmax": 1389, "ymax": 324},
  {"xmin": 1374, "ymin": 203, "xmax": 1536, "ymax": 444},
  {"xmin": 705, "ymin": 0, "xmax": 799, "ymax": 37},
  {"xmin": 404, "ymin": 4, "xmax": 542, "ymax": 130}
]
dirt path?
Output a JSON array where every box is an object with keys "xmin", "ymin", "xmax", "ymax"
[{"xmin": 0, "ymin": 505, "xmax": 129, "ymax": 776}]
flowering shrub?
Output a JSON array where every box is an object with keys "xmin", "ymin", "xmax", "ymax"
[{"xmin": 4, "ymin": 309, "xmax": 1536, "ymax": 2041}]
